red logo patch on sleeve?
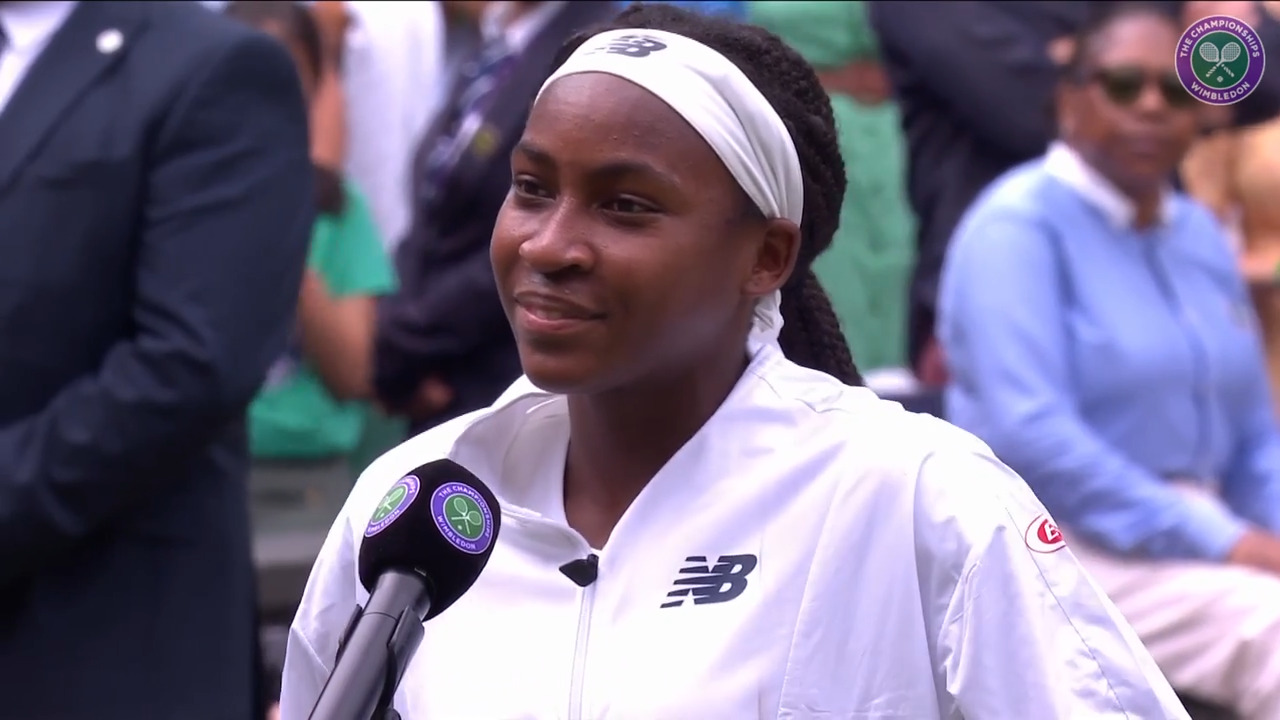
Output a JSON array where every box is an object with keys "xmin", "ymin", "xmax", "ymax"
[{"xmin": 1024, "ymin": 513, "xmax": 1066, "ymax": 554}]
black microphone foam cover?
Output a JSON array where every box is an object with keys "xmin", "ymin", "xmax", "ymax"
[{"xmin": 357, "ymin": 458, "xmax": 501, "ymax": 621}]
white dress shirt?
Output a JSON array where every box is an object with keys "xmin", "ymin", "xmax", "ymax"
[
  {"xmin": 341, "ymin": 1, "xmax": 448, "ymax": 251},
  {"xmin": 0, "ymin": 1, "xmax": 77, "ymax": 115}
]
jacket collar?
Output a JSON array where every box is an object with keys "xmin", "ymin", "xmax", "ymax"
[{"xmin": 444, "ymin": 341, "xmax": 789, "ymax": 515}]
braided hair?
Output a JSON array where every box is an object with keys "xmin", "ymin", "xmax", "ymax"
[{"xmin": 554, "ymin": 3, "xmax": 863, "ymax": 386}]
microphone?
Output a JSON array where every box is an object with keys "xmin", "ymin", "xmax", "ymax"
[
  {"xmin": 559, "ymin": 554, "xmax": 599, "ymax": 588},
  {"xmin": 308, "ymin": 459, "xmax": 501, "ymax": 720}
]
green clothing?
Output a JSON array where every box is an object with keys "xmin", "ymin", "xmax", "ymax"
[
  {"xmin": 250, "ymin": 183, "xmax": 397, "ymax": 459},
  {"xmin": 748, "ymin": 0, "xmax": 916, "ymax": 371}
]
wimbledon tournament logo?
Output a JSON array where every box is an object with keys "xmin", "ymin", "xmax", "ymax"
[
  {"xmin": 365, "ymin": 474, "xmax": 421, "ymax": 537},
  {"xmin": 431, "ymin": 481, "xmax": 495, "ymax": 555},
  {"xmin": 1176, "ymin": 15, "xmax": 1266, "ymax": 105}
]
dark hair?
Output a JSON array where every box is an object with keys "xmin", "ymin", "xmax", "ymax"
[
  {"xmin": 1065, "ymin": 2, "xmax": 1181, "ymax": 81},
  {"xmin": 224, "ymin": 0, "xmax": 346, "ymax": 217},
  {"xmin": 555, "ymin": 4, "xmax": 863, "ymax": 386}
]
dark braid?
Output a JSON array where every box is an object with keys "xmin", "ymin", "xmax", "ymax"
[{"xmin": 554, "ymin": 3, "xmax": 863, "ymax": 386}]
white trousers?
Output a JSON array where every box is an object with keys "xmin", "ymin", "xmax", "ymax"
[{"xmin": 1069, "ymin": 525, "xmax": 1280, "ymax": 720}]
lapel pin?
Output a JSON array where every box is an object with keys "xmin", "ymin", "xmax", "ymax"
[{"xmin": 96, "ymin": 29, "xmax": 123, "ymax": 55}]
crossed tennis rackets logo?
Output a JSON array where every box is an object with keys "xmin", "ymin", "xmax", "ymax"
[{"xmin": 1198, "ymin": 38, "xmax": 1243, "ymax": 79}]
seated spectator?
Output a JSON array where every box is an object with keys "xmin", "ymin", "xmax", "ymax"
[
  {"xmin": 871, "ymin": 0, "xmax": 1280, "ymax": 390},
  {"xmin": 938, "ymin": 4, "xmax": 1280, "ymax": 718},
  {"xmin": 225, "ymin": 1, "xmax": 396, "ymax": 505}
]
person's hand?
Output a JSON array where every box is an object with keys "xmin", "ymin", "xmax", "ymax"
[
  {"xmin": 406, "ymin": 376, "xmax": 454, "ymax": 420},
  {"xmin": 1184, "ymin": 1, "xmax": 1260, "ymax": 27},
  {"xmin": 1241, "ymin": 242, "xmax": 1280, "ymax": 286},
  {"xmin": 1227, "ymin": 528, "xmax": 1280, "ymax": 574},
  {"xmin": 311, "ymin": 1, "xmax": 350, "ymax": 42},
  {"xmin": 1048, "ymin": 35, "xmax": 1076, "ymax": 66},
  {"xmin": 915, "ymin": 334, "xmax": 950, "ymax": 388}
]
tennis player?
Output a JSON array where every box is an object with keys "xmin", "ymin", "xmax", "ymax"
[{"xmin": 280, "ymin": 5, "xmax": 1189, "ymax": 718}]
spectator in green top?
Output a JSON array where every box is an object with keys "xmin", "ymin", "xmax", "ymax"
[
  {"xmin": 747, "ymin": 0, "xmax": 915, "ymax": 374},
  {"xmin": 226, "ymin": 1, "xmax": 397, "ymax": 523}
]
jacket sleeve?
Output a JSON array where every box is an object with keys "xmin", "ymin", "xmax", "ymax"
[
  {"xmin": 373, "ymin": 216, "xmax": 512, "ymax": 408},
  {"xmin": 1218, "ymin": 227, "xmax": 1280, "ymax": 533},
  {"xmin": 1222, "ymin": 349, "xmax": 1280, "ymax": 533},
  {"xmin": 0, "ymin": 34, "xmax": 313, "ymax": 586},
  {"xmin": 867, "ymin": 0, "xmax": 1058, "ymax": 159},
  {"xmin": 914, "ymin": 449, "xmax": 1191, "ymax": 719},
  {"xmin": 937, "ymin": 212, "xmax": 1247, "ymax": 560},
  {"xmin": 279, "ymin": 510, "xmax": 361, "ymax": 720}
]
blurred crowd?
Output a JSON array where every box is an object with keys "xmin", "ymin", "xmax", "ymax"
[
  {"xmin": 8, "ymin": 0, "xmax": 1280, "ymax": 718},
  {"xmin": 235, "ymin": 2, "xmax": 1280, "ymax": 717}
]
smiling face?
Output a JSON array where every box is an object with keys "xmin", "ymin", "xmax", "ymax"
[{"xmin": 489, "ymin": 72, "xmax": 798, "ymax": 395}]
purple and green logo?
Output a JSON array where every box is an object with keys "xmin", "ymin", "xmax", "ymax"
[
  {"xmin": 1176, "ymin": 15, "xmax": 1266, "ymax": 106},
  {"xmin": 431, "ymin": 482, "xmax": 494, "ymax": 555},
  {"xmin": 365, "ymin": 474, "xmax": 420, "ymax": 537}
]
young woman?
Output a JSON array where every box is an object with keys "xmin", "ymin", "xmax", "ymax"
[
  {"xmin": 280, "ymin": 5, "xmax": 1186, "ymax": 718},
  {"xmin": 940, "ymin": 4, "xmax": 1280, "ymax": 717}
]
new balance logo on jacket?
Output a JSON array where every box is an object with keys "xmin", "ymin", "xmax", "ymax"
[{"xmin": 661, "ymin": 554, "xmax": 758, "ymax": 608}]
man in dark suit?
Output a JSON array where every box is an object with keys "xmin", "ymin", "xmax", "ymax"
[
  {"xmin": 375, "ymin": 0, "xmax": 618, "ymax": 435},
  {"xmin": 0, "ymin": 2, "xmax": 313, "ymax": 718}
]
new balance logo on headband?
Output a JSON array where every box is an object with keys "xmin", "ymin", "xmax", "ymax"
[
  {"xmin": 660, "ymin": 554, "xmax": 757, "ymax": 608},
  {"xmin": 586, "ymin": 34, "xmax": 668, "ymax": 58}
]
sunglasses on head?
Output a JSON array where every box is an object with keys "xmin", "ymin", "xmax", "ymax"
[{"xmin": 1085, "ymin": 66, "xmax": 1196, "ymax": 109}]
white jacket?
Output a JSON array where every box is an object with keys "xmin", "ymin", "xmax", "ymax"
[{"xmin": 280, "ymin": 343, "xmax": 1188, "ymax": 719}]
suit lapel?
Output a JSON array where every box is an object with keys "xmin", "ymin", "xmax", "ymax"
[{"xmin": 0, "ymin": 2, "xmax": 144, "ymax": 194}]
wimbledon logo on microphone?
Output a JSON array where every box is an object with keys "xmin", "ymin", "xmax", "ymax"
[
  {"xmin": 365, "ymin": 474, "xmax": 422, "ymax": 537},
  {"xmin": 431, "ymin": 482, "xmax": 495, "ymax": 555}
]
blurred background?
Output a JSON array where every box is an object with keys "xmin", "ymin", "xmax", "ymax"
[
  {"xmin": 13, "ymin": 1, "xmax": 1280, "ymax": 718},
  {"xmin": 188, "ymin": 3, "xmax": 1280, "ymax": 719}
]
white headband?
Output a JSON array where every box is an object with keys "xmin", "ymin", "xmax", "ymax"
[{"xmin": 536, "ymin": 28, "xmax": 804, "ymax": 349}]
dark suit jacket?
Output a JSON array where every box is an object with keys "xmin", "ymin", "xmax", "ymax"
[
  {"xmin": 375, "ymin": 1, "xmax": 617, "ymax": 435},
  {"xmin": 0, "ymin": 2, "xmax": 313, "ymax": 718},
  {"xmin": 870, "ymin": 0, "xmax": 1280, "ymax": 370}
]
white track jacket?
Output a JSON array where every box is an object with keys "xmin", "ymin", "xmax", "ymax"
[{"xmin": 280, "ymin": 343, "xmax": 1189, "ymax": 719}]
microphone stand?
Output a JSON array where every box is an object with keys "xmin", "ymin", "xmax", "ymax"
[
  {"xmin": 312, "ymin": 572, "xmax": 429, "ymax": 720},
  {"xmin": 372, "ymin": 581, "xmax": 431, "ymax": 720},
  {"xmin": 374, "ymin": 641, "xmax": 402, "ymax": 720}
]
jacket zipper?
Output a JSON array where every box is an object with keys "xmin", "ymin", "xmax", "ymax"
[
  {"xmin": 567, "ymin": 570, "xmax": 597, "ymax": 719},
  {"xmin": 502, "ymin": 508, "xmax": 598, "ymax": 719}
]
